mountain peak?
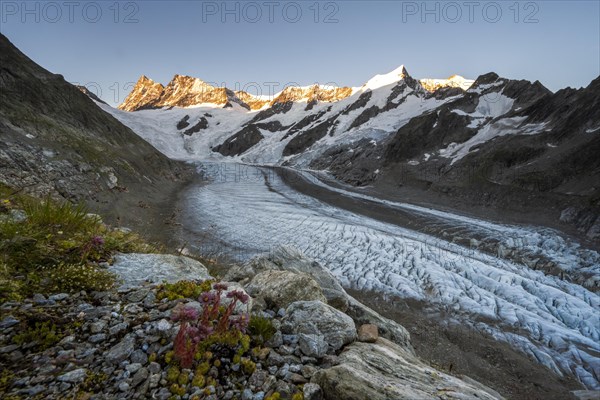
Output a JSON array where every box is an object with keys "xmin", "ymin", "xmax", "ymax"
[
  {"xmin": 362, "ymin": 65, "xmax": 409, "ymax": 90},
  {"xmin": 119, "ymin": 76, "xmax": 165, "ymax": 111},
  {"xmin": 420, "ymin": 75, "xmax": 474, "ymax": 92}
]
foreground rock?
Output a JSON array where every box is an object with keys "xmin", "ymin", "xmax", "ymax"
[
  {"xmin": 1, "ymin": 248, "xmax": 505, "ymax": 400},
  {"xmin": 313, "ymin": 338, "xmax": 503, "ymax": 400},
  {"xmin": 228, "ymin": 246, "xmax": 412, "ymax": 351},
  {"xmin": 225, "ymin": 246, "xmax": 348, "ymax": 311},
  {"xmin": 109, "ymin": 253, "xmax": 212, "ymax": 288},
  {"xmin": 246, "ymin": 270, "xmax": 327, "ymax": 309}
]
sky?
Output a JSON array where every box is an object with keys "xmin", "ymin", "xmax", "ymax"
[{"xmin": 1, "ymin": 0, "xmax": 599, "ymax": 106}]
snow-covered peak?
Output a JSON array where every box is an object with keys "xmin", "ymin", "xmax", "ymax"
[
  {"xmin": 362, "ymin": 65, "xmax": 409, "ymax": 90},
  {"xmin": 420, "ymin": 75, "xmax": 475, "ymax": 92}
]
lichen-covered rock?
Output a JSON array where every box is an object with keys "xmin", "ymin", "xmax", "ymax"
[
  {"xmin": 282, "ymin": 301, "xmax": 356, "ymax": 352},
  {"xmin": 246, "ymin": 270, "xmax": 326, "ymax": 310},
  {"xmin": 110, "ymin": 253, "xmax": 211, "ymax": 289},
  {"xmin": 312, "ymin": 338, "xmax": 504, "ymax": 400},
  {"xmin": 226, "ymin": 246, "xmax": 349, "ymax": 311}
]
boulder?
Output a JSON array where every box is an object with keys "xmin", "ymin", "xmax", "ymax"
[
  {"xmin": 282, "ymin": 301, "xmax": 356, "ymax": 352},
  {"xmin": 312, "ymin": 338, "xmax": 503, "ymax": 400},
  {"xmin": 226, "ymin": 246, "xmax": 348, "ymax": 311},
  {"xmin": 110, "ymin": 253, "xmax": 212, "ymax": 289},
  {"xmin": 246, "ymin": 270, "xmax": 326, "ymax": 310}
]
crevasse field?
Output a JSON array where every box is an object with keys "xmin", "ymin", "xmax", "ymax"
[{"xmin": 176, "ymin": 162, "xmax": 600, "ymax": 389}]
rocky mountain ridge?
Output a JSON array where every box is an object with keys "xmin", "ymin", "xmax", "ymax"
[{"xmin": 118, "ymin": 68, "xmax": 474, "ymax": 113}]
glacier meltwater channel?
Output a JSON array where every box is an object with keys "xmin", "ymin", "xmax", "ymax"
[{"xmin": 181, "ymin": 162, "xmax": 600, "ymax": 389}]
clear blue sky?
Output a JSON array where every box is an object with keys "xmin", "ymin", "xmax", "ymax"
[{"xmin": 2, "ymin": 1, "xmax": 598, "ymax": 106}]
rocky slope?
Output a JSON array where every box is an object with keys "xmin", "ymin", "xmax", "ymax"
[
  {"xmin": 0, "ymin": 247, "xmax": 507, "ymax": 400},
  {"xmin": 0, "ymin": 34, "xmax": 193, "ymax": 228}
]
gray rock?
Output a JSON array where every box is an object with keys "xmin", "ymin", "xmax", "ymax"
[
  {"xmin": 241, "ymin": 389, "xmax": 253, "ymax": 400},
  {"xmin": 131, "ymin": 367, "xmax": 149, "ymax": 387},
  {"xmin": 130, "ymin": 349, "xmax": 148, "ymax": 365},
  {"xmin": 0, "ymin": 344, "xmax": 19, "ymax": 353},
  {"xmin": 57, "ymin": 368, "xmax": 87, "ymax": 383},
  {"xmin": 248, "ymin": 370, "xmax": 268, "ymax": 388},
  {"xmin": 265, "ymin": 331, "xmax": 283, "ymax": 348},
  {"xmin": 253, "ymin": 391, "xmax": 265, "ymax": 400},
  {"xmin": 110, "ymin": 253, "xmax": 212, "ymax": 289},
  {"xmin": 126, "ymin": 363, "xmax": 142, "ymax": 373},
  {"xmin": 572, "ymin": 390, "xmax": 600, "ymax": 400},
  {"xmin": 155, "ymin": 319, "xmax": 172, "ymax": 333},
  {"xmin": 267, "ymin": 351, "xmax": 285, "ymax": 367},
  {"xmin": 119, "ymin": 382, "xmax": 130, "ymax": 392},
  {"xmin": 106, "ymin": 335, "xmax": 136, "ymax": 364},
  {"xmin": 283, "ymin": 300, "xmax": 356, "ymax": 352},
  {"xmin": 127, "ymin": 288, "xmax": 150, "ymax": 303},
  {"xmin": 49, "ymin": 293, "xmax": 69, "ymax": 301},
  {"xmin": 109, "ymin": 322, "xmax": 128, "ymax": 336},
  {"xmin": 303, "ymin": 383, "xmax": 323, "ymax": 400},
  {"xmin": 90, "ymin": 320, "xmax": 107, "ymax": 334},
  {"xmin": 156, "ymin": 387, "xmax": 171, "ymax": 400},
  {"xmin": 32, "ymin": 293, "xmax": 47, "ymax": 304},
  {"xmin": 228, "ymin": 246, "xmax": 349, "ymax": 311},
  {"xmin": 18, "ymin": 384, "xmax": 46, "ymax": 396},
  {"xmin": 148, "ymin": 361, "xmax": 161, "ymax": 374},
  {"xmin": 88, "ymin": 334, "xmax": 106, "ymax": 343},
  {"xmin": 246, "ymin": 270, "xmax": 326, "ymax": 310},
  {"xmin": 0, "ymin": 315, "xmax": 18, "ymax": 329},
  {"xmin": 298, "ymin": 333, "xmax": 329, "ymax": 358}
]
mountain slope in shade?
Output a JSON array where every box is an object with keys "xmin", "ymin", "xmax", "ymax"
[{"xmin": 0, "ymin": 34, "xmax": 191, "ymax": 225}]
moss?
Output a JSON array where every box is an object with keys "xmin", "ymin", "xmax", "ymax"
[
  {"xmin": 248, "ymin": 315, "xmax": 276, "ymax": 345},
  {"xmin": 195, "ymin": 361, "xmax": 210, "ymax": 376},
  {"xmin": 191, "ymin": 372, "xmax": 205, "ymax": 388},
  {"xmin": 40, "ymin": 262, "xmax": 116, "ymax": 293},
  {"xmin": 12, "ymin": 321, "xmax": 63, "ymax": 350},
  {"xmin": 169, "ymin": 383, "xmax": 186, "ymax": 396},
  {"xmin": 265, "ymin": 393, "xmax": 281, "ymax": 400},
  {"xmin": 240, "ymin": 357, "xmax": 256, "ymax": 375},
  {"xmin": 0, "ymin": 369, "xmax": 15, "ymax": 392},
  {"xmin": 164, "ymin": 350, "xmax": 175, "ymax": 365},
  {"xmin": 292, "ymin": 393, "xmax": 304, "ymax": 400},
  {"xmin": 166, "ymin": 366, "xmax": 180, "ymax": 383},
  {"xmin": 156, "ymin": 279, "xmax": 214, "ymax": 301},
  {"xmin": 177, "ymin": 371, "xmax": 189, "ymax": 386},
  {"xmin": 148, "ymin": 352, "xmax": 157, "ymax": 363},
  {"xmin": 81, "ymin": 371, "xmax": 108, "ymax": 392}
]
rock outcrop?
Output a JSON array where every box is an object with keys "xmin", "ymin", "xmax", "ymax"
[
  {"xmin": 312, "ymin": 338, "xmax": 503, "ymax": 400},
  {"xmin": 246, "ymin": 270, "xmax": 327, "ymax": 309}
]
